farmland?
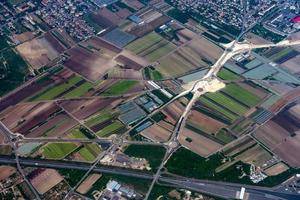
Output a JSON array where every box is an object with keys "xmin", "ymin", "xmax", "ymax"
[
  {"xmin": 222, "ymin": 83, "xmax": 262, "ymax": 107},
  {"xmin": 186, "ymin": 109, "xmax": 225, "ymax": 134},
  {"xmin": 42, "ymin": 142, "xmax": 79, "ymax": 159},
  {"xmin": 30, "ymin": 76, "xmax": 83, "ymax": 101},
  {"xmin": 125, "ymin": 32, "xmax": 176, "ymax": 62},
  {"xmin": 198, "ymin": 97, "xmax": 239, "ymax": 123},
  {"xmin": 204, "ymin": 92, "xmax": 248, "ymax": 116},
  {"xmin": 179, "ymin": 128, "xmax": 223, "ymax": 157},
  {"xmin": 96, "ymin": 120, "xmax": 125, "ymax": 137},
  {"xmin": 58, "ymin": 97, "xmax": 121, "ymax": 120},
  {"xmin": 78, "ymin": 143, "xmax": 102, "ymax": 161},
  {"xmin": 84, "ymin": 111, "xmax": 115, "ymax": 127},
  {"xmin": 254, "ymin": 103, "xmax": 300, "ymax": 168},
  {"xmin": 62, "ymin": 82, "xmax": 94, "ymax": 98},
  {"xmin": 0, "ymin": 102, "xmax": 78, "ymax": 138},
  {"xmin": 140, "ymin": 124, "xmax": 173, "ymax": 142},
  {"xmin": 29, "ymin": 169, "xmax": 64, "ymax": 195},
  {"xmin": 102, "ymin": 80, "xmax": 138, "ymax": 96},
  {"xmin": 64, "ymin": 37, "xmax": 121, "ymax": 81},
  {"xmin": 16, "ymin": 32, "xmax": 65, "ymax": 69},
  {"xmin": 217, "ymin": 68, "xmax": 240, "ymax": 80},
  {"xmin": 143, "ymin": 67, "xmax": 163, "ymax": 80},
  {"xmin": 155, "ymin": 36, "xmax": 223, "ymax": 77}
]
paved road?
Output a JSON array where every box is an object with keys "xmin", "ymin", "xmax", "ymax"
[{"xmin": 0, "ymin": 156, "xmax": 299, "ymax": 200}]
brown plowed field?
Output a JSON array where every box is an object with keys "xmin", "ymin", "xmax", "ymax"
[
  {"xmin": 64, "ymin": 45, "xmax": 117, "ymax": 81},
  {"xmin": 270, "ymin": 87, "xmax": 300, "ymax": 112},
  {"xmin": 141, "ymin": 124, "xmax": 172, "ymax": 142},
  {"xmin": 179, "ymin": 128, "xmax": 223, "ymax": 157},
  {"xmin": 187, "ymin": 109, "xmax": 225, "ymax": 134},
  {"xmin": 58, "ymin": 97, "xmax": 122, "ymax": 120},
  {"xmin": 0, "ymin": 102, "xmax": 61, "ymax": 135}
]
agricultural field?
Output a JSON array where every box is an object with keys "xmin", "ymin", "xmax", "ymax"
[
  {"xmin": 186, "ymin": 109, "xmax": 226, "ymax": 134},
  {"xmin": 30, "ymin": 75, "xmax": 83, "ymax": 101},
  {"xmin": 101, "ymin": 80, "xmax": 138, "ymax": 96},
  {"xmin": 58, "ymin": 97, "xmax": 122, "ymax": 120},
  {"xmin": 64, "ymin": 37, "xmax": 122, "ymax": 81},
  {"xmin": 143, "ymin": 67, "xmax": 163, "ymax": 80},
  {"xmin": 155, "ymin": 36, "xmax": 223, "ymax": 77},
  {"xmin": 125, "ymin": 32, "xmax": 176, "ymax": 62},
  {"xmin": 76, "ymin": 174, "xmax": 102, "ymax": 194},
  {"xmin": 29, "ymin": 168, "xmax": 64, "ymax": 195},
  {"xmin": 0, "ymin": 102, "xmax": 77, "ymax": 138},
  {"xmin": 217, "ymin": 68, "xmax": 240, "ymax": 80},
  {"xmin": 197, "ymin": 96, "xmax": 239, "ymax": 124},
  {"xmin": 221, "ymin": 83, "xmax": 262, "ymax": 107},
  {"xmin": 0, "ymin": 66, "xmax": 71, "ymax": 110},
  {"xmin": 254, "ymin": 103, "xmax": 300, "ymax": 168},
  {"xmin": 140, "ymin": 124, "xmax": 173, "ymax": 143},
  {"xmin": 84, "ymin": 110, "xmax": 115, "ymax": 128},
  {"xmin": 66, "ymin": 127, "xmax": 88, "ymax": 139},
  {"xmin": 178, "ymin": 127, "xmax": 223, "ymax": 157},
  {"xmin": 77, "ymin": 143, "xmax": 102, "ymax": 162},
  {"xmin": 16, "ymin": 32, "xmax": 65, "ymax": 69},
  {"xmin": 96, "ymin": 120, "xmax": 125, "ymax": 137},
  {"xmin": 264, "ymin": 47, "xmax": 299, "ymax": 64},
  {"xmin": 204, "ymin": 92, "xmax": 248, "ymax": 116},
  {"xmin": 42, "ymin": 142, "xmax": 79, "ymax": 159}
]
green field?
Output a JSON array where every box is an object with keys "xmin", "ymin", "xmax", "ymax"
[
  {"xmin": 67, "ymin": 128, "xmax": 88, "ymax": 139},
  {"xmin": 63, "ymin": 82, "xmax": 93, "ymax": 98},
  {"xmin": 126, "ymin": 32, "xmax": 176, "ymax": 62},
  {"xmin": 96, "ymin": 121, "xmax": 124, "ymax": 137},
  {"xmin": 78, "ymin": 147, "xmax": 96, "ymax": 161},
  {"xmin": 42, "ymin": 143, "xmax": 78, "ymax": 159},
  {"xmin": 205, "ymin": 92, "xmax": 248, "ymax": 116},
  {"xmin": 102, "ymin": 80, "xmax": 137, "ymax": 96},
  {"xmin": 85, "ymin": 111, "xmax": 114, "ymax": 127},
  {"xmin": 78, "ymin": 143, "xmax": 102, "ymax": 162},
  {"xmin": 41, "ymin": 118, "xmax": 74, "ymax": 137},
  {"xmin": 124, "ymin": 145, "xmax": 166, "ymax": 171},
  {"xmin": 31, "ymin": 76, "xmax": 82, "ymax": 101},
  {"xmin": 222, "ymin": 83, "xmax": 261, "ymax": 107},
  {"xmin": 199, "ymin": 97, "xmax": 239, "ymax": 122},
  {"xmin": 0, "ymin": 48, "xmax": 28, "ymax": 96},
  {"xmin": 217, "ymin": 68, "xmax": 240, "ymax": 80},
  {"xmin": 143, "ymin": 67, "xmax": 163, "ymax": 80},
  {"xmin": 268, "ymin": 47, "xmax": 294, "ymax": 62},
  {"xmin": 215, "ymin": 129, "xmax": 235, "ymax": 144}
]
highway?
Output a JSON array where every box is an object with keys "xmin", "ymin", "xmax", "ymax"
[{"xmin": 0, "ymin": 156, "xmax": 299, "ymax": 200}]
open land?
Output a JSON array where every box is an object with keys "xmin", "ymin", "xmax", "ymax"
[{"xmin": 16, "ymin": 32, "xmax": 65, "ymax": 69}]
